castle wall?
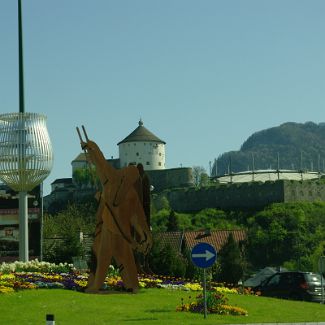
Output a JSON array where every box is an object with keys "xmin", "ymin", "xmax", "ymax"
[
  {"xmin": 283, "ymin": 180, "xmax": 325, "ymax": 202},
  {"xmin": 147, "ymin": 167, "xmax": 193, "ymax": 193},
  {"xmin": 156, "ymin": 181, "xmax": 286, "ymax": 212},
  {"xmin": 156, "ymin": 180, "xmax": 325, "ymax": 212}
]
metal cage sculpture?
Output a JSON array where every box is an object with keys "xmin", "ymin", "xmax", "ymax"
[{"xmin": 0, "ymin": 113, "xmax": 53, "ymax": 192}]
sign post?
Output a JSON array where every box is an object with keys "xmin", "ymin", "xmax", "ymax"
[{"xmin": 191, "ymin": 243, "xmax": 217, "ymax": 319}]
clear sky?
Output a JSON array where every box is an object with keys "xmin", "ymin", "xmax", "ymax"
[{"xmin": 0, "ymin": 0, "xmax": 324, "ymax": 195}]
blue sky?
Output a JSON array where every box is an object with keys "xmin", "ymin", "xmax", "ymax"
[{"xmin": 0, "ymin": 0, "xmax": 324, "ymax": 195}]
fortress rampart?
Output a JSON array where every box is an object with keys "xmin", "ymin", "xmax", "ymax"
[{"xmin": 154, "ymin": 180, "xmax": 325, "ymax": 212}]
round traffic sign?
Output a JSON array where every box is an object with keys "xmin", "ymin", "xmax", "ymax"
[{"xmin": 191, "ymin": 242, "xmax": 217, "ymax": 268}]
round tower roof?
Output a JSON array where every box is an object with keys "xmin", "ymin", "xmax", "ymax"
[{"xmin": 117, "ymin": 119, "xmax": 166, "ymax": 145}]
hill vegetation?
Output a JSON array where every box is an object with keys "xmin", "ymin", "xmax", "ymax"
[
  {"xmin": 150, "ymin": 202, "xmax": 325, "ymax": 273},
  {"xmin": 42, "ymin": 201, "xmax": 325, "ymax": 280},
  {"xmin": 214, "ymin": 121, "xmax": 325, "ymax": 175}
]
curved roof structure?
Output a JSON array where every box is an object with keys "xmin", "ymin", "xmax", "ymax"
[
  {"xmin": 117, "ymin": 119, "xmax": 166, "ymax": 145},
  {"xmin": 216, "ymin": 169, "xmax": 322, "ymax": 183}
]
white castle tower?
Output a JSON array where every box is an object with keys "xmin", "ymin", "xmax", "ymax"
[{"xmin": 118, "ymin": 119, "xmax": 166, "ymax": 170}]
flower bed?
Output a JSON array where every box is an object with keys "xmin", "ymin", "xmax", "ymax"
[
  {"xmin": 176, "ymin": 291, "xmax": 248, "ymax": 316},
  {"xmin": 0, "ymin": 260, "xmax": 250, "ymax": 315},
  {"xmin": 0, "ymin": 260, "xmax": 251, "ymax": 300}
]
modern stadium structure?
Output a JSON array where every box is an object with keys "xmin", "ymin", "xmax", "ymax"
[{"xmin": 215, "ymin": 169, "xmax": 323, "ymax": 184}]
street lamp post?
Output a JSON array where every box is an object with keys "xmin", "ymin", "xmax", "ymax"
[{"xmin": 0, "ymin": 1, "xmax": 53, "ymax": 261}]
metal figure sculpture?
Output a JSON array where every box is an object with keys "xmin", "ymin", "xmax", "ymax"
[{"xmin": 77, "ymin": 126, "xmax": 152, "ymax": 293}]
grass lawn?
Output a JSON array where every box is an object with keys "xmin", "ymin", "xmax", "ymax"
[{"xmin": 1, "ymin": 288, "xmax": 325, "ymax": 324}]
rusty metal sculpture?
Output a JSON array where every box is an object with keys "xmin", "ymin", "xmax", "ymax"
[{"xmin": 77, "ymin": 126, "xmax": 152, "ymax": 293}]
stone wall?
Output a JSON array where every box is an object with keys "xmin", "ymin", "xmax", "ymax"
[
  {"xmin": 155, "ymin": 180, "xmax": 325, "ymax": 212},
  {"xmin": 160, "ymin": 181, "xmax": 284, "ymax": 212},
  {"xmin": 147, "ymin": 167, "xmax": 193, "ymax": 193},
  {"xmin": 45, "ymin": 174, "xmax": 325, "ymax": 214},
  {"xmin": 283, "ymin": 180, "xmax": 325, "ymax": 202}
]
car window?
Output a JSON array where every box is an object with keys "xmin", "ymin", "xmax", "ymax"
[
  {"xmin": 279, "ymin": 273, "xmax": 294, "ymax": 285},
  {"xmin": 265, "ymin": 274, "xmax": 280, "ymax": 287}
]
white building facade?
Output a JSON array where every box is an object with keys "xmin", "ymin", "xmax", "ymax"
[{"xmin": 118, "ymin": 120, "xmax": 166, "ymax": 170}]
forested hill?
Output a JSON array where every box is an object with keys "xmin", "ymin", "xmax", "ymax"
[{"xmin": 213, "ymin": 122, "xmax": 325, "ymax": 176}]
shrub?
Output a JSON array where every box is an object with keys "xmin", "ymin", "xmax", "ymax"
[
  {"xmin": 176, "ymin": 290, "xmax": 248, "ymax": 315},
  {"xmin": 149, "ymin": 241, "xmax": 187, "ymax": 277},
  {"xmin": 215, "ymin": 233, "xmax": 244, "ymax": 285}
]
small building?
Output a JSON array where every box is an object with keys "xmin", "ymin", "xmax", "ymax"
[
  {"xmin": 0, "ymin": 183, "xmax": 42, "ymax": 261},
  {"xmin": 117, "ymin": 119, "xmax": 166, "ymax": 170},
  {"xmin": 51, "ymin": 178, "xmax": 74, "ymax": 192},
  {"xmin": 71, "ymin": 153, "xmax": 88, "ymax": 174}
]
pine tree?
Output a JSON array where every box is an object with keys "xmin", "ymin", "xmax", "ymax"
[
  {"xmin": 217, "ymin": 233, "xmax": 244, "ymax": 285},
  {"xmin": 166, "ymin": 210, "xmax": 179, "ymax": 231}
]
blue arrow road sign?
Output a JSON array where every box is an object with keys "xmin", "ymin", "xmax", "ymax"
[{"xmin": 191, "ymin": 243, "xmax": 217, "ymax": 268}]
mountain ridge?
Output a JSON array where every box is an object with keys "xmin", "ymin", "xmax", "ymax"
[{"xmin": 213, "ymin": 122, "xmax": 325, "ymax": 176}]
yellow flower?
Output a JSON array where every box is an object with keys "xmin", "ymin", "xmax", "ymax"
[
  {"xmin": 184, "ymin": 283, "xmax": 202, "ymax": 291},
  {"xmin": 74, "ymin": 280, "xmax": 88, "ymax": 288},
  {"xmin": 0, "ymin": 274, "xmax": 15, "ymax": 280},
  {"xmin": 0, "ymin": 286, "xmax": 15, "ymax": 294},
  {"xmin": 213, "ymin": 286, "xmax": 238, "ymax": 294},
  {"xmin": 176, "ymin": 303, "xmax": 191, "ymax": 312},
  {"xmin": 0, "ymin": 280, "xmax": 14, "ymax": 287},
  {"xmin": 220, "ymin": 304, "xmax": 248, "ymax": 316},
  {"xmin": 139, "ymin": 281, "xmax": 146, "ymax": 288}
]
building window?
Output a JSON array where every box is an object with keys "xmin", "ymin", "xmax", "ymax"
[
  {"xmin": 159, "ymin": 153, "xmax": 161, "ymax": 156},
  {"xmin": 146, "ymin": 162, "xmax": 150, "ymax": 165},
  {"xmin": 158, "ymin": 162, "xmax": 161, "ymax": 166},
  {"xmin": 136, "ymin": 152, "xmax": 139, "ymax": 156}
]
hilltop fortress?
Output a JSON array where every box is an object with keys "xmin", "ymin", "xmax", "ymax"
[
  {"xmin": 45, "ymin": 120, "xmax": 193, "ymax": 210},
  {"xmin": 45, "ymin": 120, "xmax": 325, "ymax": 213}
]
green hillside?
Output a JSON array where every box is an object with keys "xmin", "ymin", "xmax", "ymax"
[{"xmin": 214, "ymin": 122, "xmax": 325, "ymax": 176}]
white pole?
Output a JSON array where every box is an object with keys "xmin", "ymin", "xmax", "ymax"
[{"xmin": 19, "ymin": 191, "xmax": 28, "ymax": 261}]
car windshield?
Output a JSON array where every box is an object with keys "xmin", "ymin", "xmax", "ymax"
[{"xmin": 306, "ymin": 273, "xmax": 325, "ymax": 283}]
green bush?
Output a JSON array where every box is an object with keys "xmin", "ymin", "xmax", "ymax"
[
  {"xmin": 215, "ymin": 233, "xmax": 244, "ymax": 285},
  {"xmin": 43, "ymin": 203, "xmax": 95, "ymax": 263},
  {"xmin": 149, "ymin": 240, "xmax": 187, "ymax": 277}
]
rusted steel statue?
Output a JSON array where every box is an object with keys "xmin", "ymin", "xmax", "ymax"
[{"xmin": 77, "ymin": 126, "xmax": 152, "ymax": 293}]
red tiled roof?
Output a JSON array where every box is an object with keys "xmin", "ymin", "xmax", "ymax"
[
  {"xmin": 154, "ymin": 231, "xmax": 183, "ymax": 252},
  {"xmin": 155, "ymin": 229, "xmax": 246, "ymax": 253},
  {"xmin": 183, "ymin": 229, "xmax": 246, "ymax": 252}
]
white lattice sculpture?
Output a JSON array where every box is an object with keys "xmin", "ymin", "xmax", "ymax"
[{"xmin": 0, "ymin": 113, "xmax": 53, "ymax": 191}]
